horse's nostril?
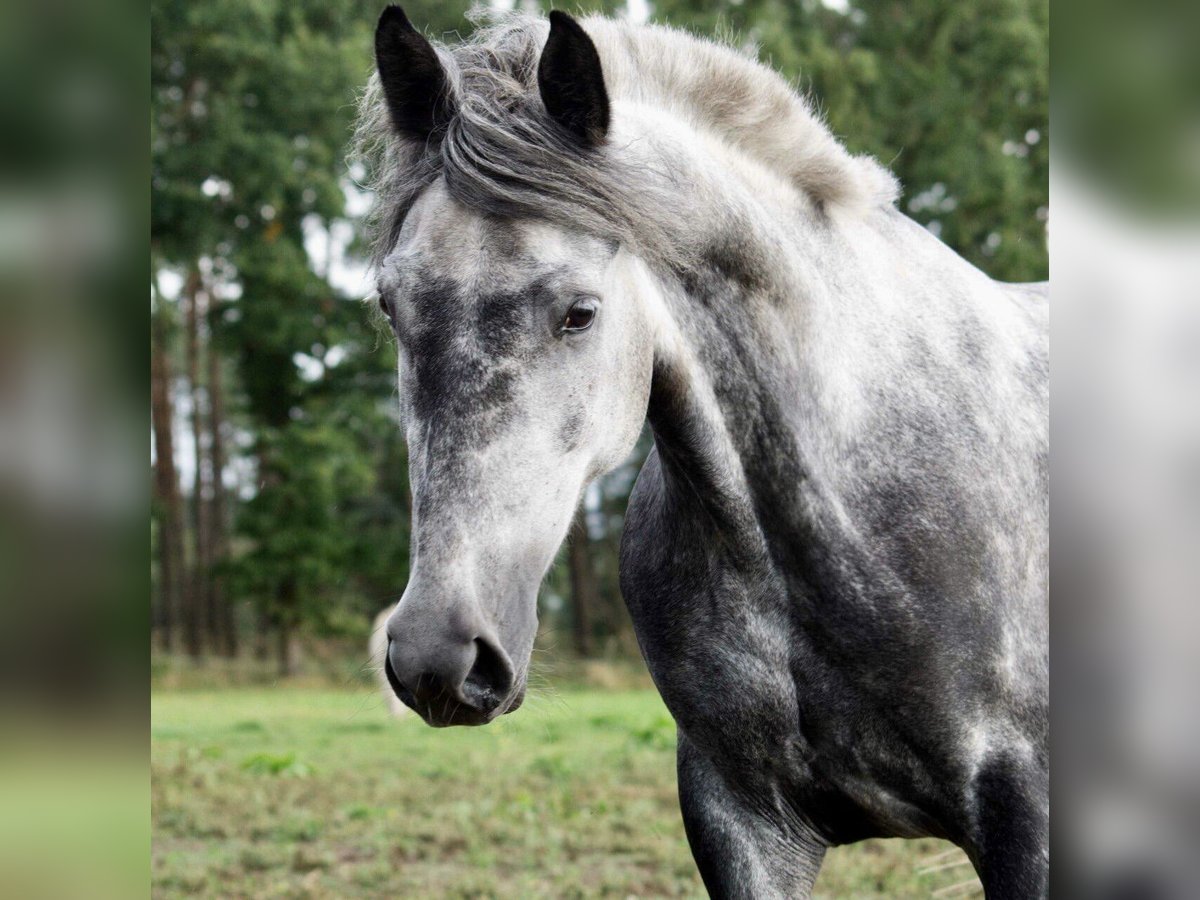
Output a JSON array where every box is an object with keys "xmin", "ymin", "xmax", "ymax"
[
  {"xmin": 462, "ymin": 636, "xmax": 514, "ymax": 713},
  {"xmin": 386, "ymin": 628, "xmax": 514, "ymax": 724}
]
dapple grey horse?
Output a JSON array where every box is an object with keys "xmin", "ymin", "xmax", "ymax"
[{"xmin": 359, "ymin": 9, "xmax": 1048, "ymax": 897}]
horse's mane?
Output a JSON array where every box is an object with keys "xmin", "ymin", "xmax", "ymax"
[{"xmin": 354, "ymin": 12, "xmax": 898, "ymax": 267}]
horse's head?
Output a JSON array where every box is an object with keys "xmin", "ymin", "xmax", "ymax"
[{"xmin": 372, "ymin": 9, "xmax": 656, "ymax": 725}]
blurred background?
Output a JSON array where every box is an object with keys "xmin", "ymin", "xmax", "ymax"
[{"xmin": 21, "ymin": 0, "xmax": 1200, "ymax": 895}]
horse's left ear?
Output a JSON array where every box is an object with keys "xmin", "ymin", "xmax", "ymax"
[{"xmin": 537, "ymin": 11, "xmax": 609, "ymax": 146}]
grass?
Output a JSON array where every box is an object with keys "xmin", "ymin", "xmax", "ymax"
[{"xmin": 151, "ymin": 685, "xmax": 980, "ymax": 898}]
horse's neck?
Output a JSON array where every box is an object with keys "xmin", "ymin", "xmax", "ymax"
[
  {"xmin": 643, "ymin": 203, "xmax": 999, "ymax": 550},
  {"xmin": 643, "ymin": 220, "xmax": 833, "ymax": 556}
]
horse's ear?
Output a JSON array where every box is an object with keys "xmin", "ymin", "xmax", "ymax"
[
  {"xmin": 374, "ymin": 6, "xmax": 454, "ymax": 141},
  {"xmin": 537, "ymin": 11, "xmax": 609, "ymax": 146}
]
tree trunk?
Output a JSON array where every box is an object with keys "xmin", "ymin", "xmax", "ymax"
[
  {"xmin": 568, "ymin": 508, "xmax": 598, "ymax": 658},
  {"xmin": 205, "ymin": 316, "xmax": 237, "ymax": 657},
  {"xmin": 151, "ymin": 301, "xmax": 184, "ymax": 654},
  {"xmin": 276, "ymin": 577, "xmax": 301, "ymax": 677},
  {"xmin": 183, "ymin": 268, "xmax": 209, "ymax": 658},
  {"xmin": 277, "ymin": 623, "xmax": 302, "ymax": 678},
  {"xmin": 254, "ymin": 607, "xmax": 272, "ymax": 662}
]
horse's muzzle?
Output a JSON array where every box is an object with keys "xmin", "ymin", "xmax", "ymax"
[{"xmin": 384, "ymin": 634, "xmax": 516, "ymax": 727}]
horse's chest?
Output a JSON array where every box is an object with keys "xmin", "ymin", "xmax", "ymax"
[{"xmin": 619, "ymin": 467, "xmax": 957, "ymax": 842}]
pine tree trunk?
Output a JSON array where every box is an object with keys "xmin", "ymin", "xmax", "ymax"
[
  {"xmin": 151, "ymin": 303, "xmax": 185, "ymax": 654},
  {"xmin": 205, "ymin": 318, "xmax": 237, "ymax": 657},
  {"xmin": 277, "ymin": 624, "xmax": 302, "ymax": 678},
  {"xmin": 568, "ymin": 508, "xmax": 598, "ymax": 658},
  {"xmin": 254, "ymin": 607, "xmax": 272, "ymax": 662},
  {"xmin": 184, "ymin": 269, "xmax": 209, "ymax": 658},
  {"xmin": 277, "ymin": 577, "xmax": 301, "ymax": 677}
]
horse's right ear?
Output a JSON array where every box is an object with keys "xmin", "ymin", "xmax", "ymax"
[
  {"xmin": 374, "ymin": 6, "xmax": 454, "ymax": 141},
  {"xmin": 538, "ymin": 11, "xmax": 609, "ymax": 146}
]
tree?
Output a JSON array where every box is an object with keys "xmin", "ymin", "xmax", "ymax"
[
  {"xmin": 206, "ymin": 307, "xmax": 236, "ymax": 657},
  {"xmin": 568, "ymin": 509, "xmax": 599, "ymax": 657},
  {"xmin": 183, "ymin": 268, "xmax": 209, "ymax": 658},
  {"xmin": 151, "ymin": 291, "xmax": 185, "ymax": 654}
]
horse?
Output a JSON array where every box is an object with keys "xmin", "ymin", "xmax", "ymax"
[{"xmin": 357, "ymin": 8, "xmax": 1049, "ymax": 897}]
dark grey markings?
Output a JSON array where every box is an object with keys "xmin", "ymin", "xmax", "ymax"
[
  {"xmin": 957, "ymin": 319, "xmax": 989, "ymax": 370},
  {"xmin": 557, "ymin": 410, "xmax": 584, "ymax": 453},
  {"xmin": 404, "ymin": 278, "xmax": 517, "ymax": 436},
  {"xmin": 401, "ymin": 274, "xmax": 559, "ymax": 449},
  {"xmin": 670, "ymin": 228, "xmax": 772, "ymax": 309},
  {"xmin": 475, "ymin": 289, "xmax": 532, "ymax": 358},
  {"xmin": 676, "ymin": 731, "xmax": 828, "ymax": 897},
  {"xmin": 702, "ymin": 228, "xmax": 770, "ymax": 295},
  {"xmin": 969, "ymin": 752, "xmax": 1049, "ymax": 898}
]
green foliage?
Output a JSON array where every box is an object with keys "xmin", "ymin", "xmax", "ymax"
[
  {"xmin": 151, "ymin": 0, "xmax": 369, "ymax": 259},
  {"xmin": 151, "ymin": 0, "xmax": 471, "ymax": 639}
]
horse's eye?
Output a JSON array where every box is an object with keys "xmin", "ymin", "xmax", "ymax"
[{"xmin": 562, "ymin": 298, "xmax": 597, "ymax": 333}]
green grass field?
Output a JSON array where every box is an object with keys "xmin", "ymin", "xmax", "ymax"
[{"xmin": 151, "ymin": 686, "xmax": 979, "ymax": 898}]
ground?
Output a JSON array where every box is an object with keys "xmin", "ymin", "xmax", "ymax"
[{"xmin": 151, "ymin": 685, "xmax": 981, "ymax": 898}]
